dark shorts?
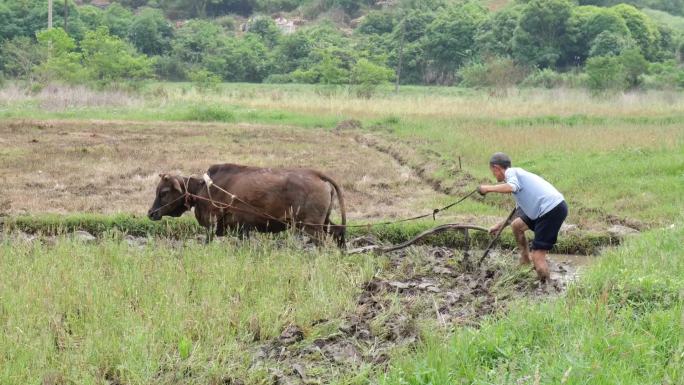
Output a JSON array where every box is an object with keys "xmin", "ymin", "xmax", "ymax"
[{"xmin": 518, "ymin": 201, "xmax": 568, "ymax": 251}]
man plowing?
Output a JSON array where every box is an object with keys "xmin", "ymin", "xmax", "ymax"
[{"xmin": 478, "ymin": 153, "xmax": 568, "ymax": 282}]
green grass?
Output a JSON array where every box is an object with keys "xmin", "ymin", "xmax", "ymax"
[
  {"xmin": 381, "ymin": 223, "xmax": 684, "ymax": 385},
  {"xmin": 4, "ymin": 213, "xmax": 619, "ymax": 255},
  {"xmin": 0, "ymin": 236, "xmax": 376, "ymax": 384}
]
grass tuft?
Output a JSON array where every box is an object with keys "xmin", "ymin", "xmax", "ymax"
[{"xmin": 181, "ymin": 104, "xmax": 236, "ymax": 122}]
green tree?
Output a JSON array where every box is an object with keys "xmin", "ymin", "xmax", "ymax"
[
  {"xmin": 79, "ymin": 5, "xmax": 105, "ymax": 31},
  {"xmin": 619, "ymin": 48, "xmax": 648, "ymax": 87},
  {"xmin": 512, "ymin": 0, "xmax": 573, "ymax": 68},
  {"xmin": 80, "ymin": 27, "xmax": 153, "ymax": 82},
  {"xmin": 0, "ymin": 36, "xmax": 44, "ymax": 82},
  {"xmin": 128, "ymin": 8, "xmax": 173, "ymax": 55},
  {"xmin": 35, "ymin": 28, "xmax": 86, "ymax": 84},
  {"xmin": 246, "ymin": 16, "xmax": 280, "ymax": 48},
  {"xmin": 104, "ymin": 3, "xmax": 135, "ymax": 38},
  {"xmin": 387, "ymin": 8, "xmax": 434, "ymax": 84},
  {"xmin": 423, "ymin": 2, "xmax": 487, "ymax": 83},
  {"xmin": 171, "ymin": 19, "xmax": 224, "ymax": 65},
  {"xmin": 357, "ymin": 10, "xmax": 396, "ymax": 35},
  {"xmin": 0, "ymin": 2, "xmax": 23, "ymax": 41},
  {"xmin": 589, "ymin": 30, "xmax": 634, "ymax": 57},
  {"xmin": 476, "ymin": 4, "xmax": 523, "ymax": 58},
  {"xmin": 564, "ymin": 6, "xmax": 631, "ymax": 65},
  {"xmin": 273, "ymin": 31, "xmax": 313, "ymax": 74},
  {"xmin": 611, "ymin": 4, "xmax": 660, "ymax": 60}
]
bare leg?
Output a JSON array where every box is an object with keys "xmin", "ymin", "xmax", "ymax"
[
  {"xmin": 510, "ymin": 218, "xmax": 530, "ymax": 265},
  {"xmin": 531, "ymin": 249, "xmax": 550, "ymax": 282}
]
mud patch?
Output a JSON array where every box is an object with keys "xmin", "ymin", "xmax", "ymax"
[{"xmin": 252, "ymin": 246, "xmax": 577, "ymax": 384}]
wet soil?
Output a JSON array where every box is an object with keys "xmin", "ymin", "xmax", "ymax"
[{"xmin": 251, "ymin": 246, "xmax": 588, "ymax": 385}]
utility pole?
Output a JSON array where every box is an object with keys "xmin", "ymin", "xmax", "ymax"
[
  {"xmin": 48, "ymin": 0, "xmax": 53, "ymax": 29},
  {"xmin": 394, "ymin": 18, "xmax": 406, "ymax": 93}
]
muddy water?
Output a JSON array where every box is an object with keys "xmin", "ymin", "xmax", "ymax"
[{"xmin": 548, "ymin": 253, "xmax": 593, "ymax": 286}]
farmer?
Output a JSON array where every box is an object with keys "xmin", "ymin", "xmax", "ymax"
[{"xmin": 477, "ymin": 153, "xmax": 568, "ymax": 282}]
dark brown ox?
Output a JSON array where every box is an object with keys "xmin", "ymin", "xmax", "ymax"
[{"xmin": 147, "ymin": 163, "xmax": 346, "ymax": 247}]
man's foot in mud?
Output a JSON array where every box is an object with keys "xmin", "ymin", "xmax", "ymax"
[
  {"xmin": 531, "ymin": 252, "xmax": 550, "ymax": 282},
  {"xmin": 534, "ymin": 264, "xmax": 550, "ymax": 282}
]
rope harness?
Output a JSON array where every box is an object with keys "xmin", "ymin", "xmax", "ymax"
[
  {"xmin": 150, "ymin": 174, "xmax": 479, "ymax": 230},
  {"xmin": 199, "ymin": 174, "xmax": 479, "ymax": 229}
]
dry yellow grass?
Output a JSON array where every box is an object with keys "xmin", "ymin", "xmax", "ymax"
[
  {"xmin": 0, "ymin": 119, "xmax": 447, "ymax": 220},
  {"xmin": 172, "ymin": 87, "xmax": 684, "ymax": 120}
]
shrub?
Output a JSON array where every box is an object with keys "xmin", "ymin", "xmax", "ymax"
[
  {"xmin": 154, "ymin": 55, "xmax": 186, "ymax": 81},
  {"xmin": 181, "ymin": 104, "xmax": 235, "ymax": 122},
  {"xmin": 641, "ymin": 60, "xmax": 684, "ymax": 89},
  {"xmin": 619, "ymin": 48, "xmax": 648, "ymax": 88},
  {"xmin": 350, "ymin": 58, "xmax": 394, "ymax": 98},
  {"xmin": 290, "ymin": 68, "xmax": 319, "ymax": 84},
  {"xmin": 520, "ymin": 68, "xmax": 566, "ymax": 88},
  {"xmin": 357, "ymin": 10, "xmax": 396, "ymax": 35},
  {"xmin": 188, "ymin": 68, "xmax": 221, "ymax": 92},
  {"xmin": 246, "ymin": 16, "xmax": 281, "ymax": 48},
  {"xmin": 263, "ymin": 73, "xmax": 293, "ymax": 83},
  {"xmin": 458, "ymin": 57, "xmax": 528, "ymax": 88},
  {"xmin": 585, "ymin": 55, "xmax": 626, "ymax": 91}
]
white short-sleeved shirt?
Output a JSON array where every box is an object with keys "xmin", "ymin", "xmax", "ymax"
[{"xmin": 505, "ymin": 167, "xmax": 564, "ymax": 220}]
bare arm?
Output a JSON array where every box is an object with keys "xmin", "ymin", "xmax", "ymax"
[
  {"xmin": 479, "ymin": 183, "xmax": 514, "ymax": 194},
  {"xmin": 489, "ymin": 207, "xmax": 519, "ymax": 235}
]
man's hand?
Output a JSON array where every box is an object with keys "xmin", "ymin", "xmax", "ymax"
[
  {"xmin": 477, "ymin": 185, "xmax": 488, "ymax": 196},
  {"xmin": 489, "ymin": 223, "xmax": 502, "ymax": 236}
]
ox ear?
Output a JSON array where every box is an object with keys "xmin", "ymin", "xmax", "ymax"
[
  {"xmin": 171, "ymin": 176, "xmax": 183, "ymax": 193},
  {"xmin": 159, "ymin": 173, "xmax": 168, "ymax": 180}
]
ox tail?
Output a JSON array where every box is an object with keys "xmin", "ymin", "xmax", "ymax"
[{"xmin": 314, "ymin": 171, "xmax": 347, "ymax": 247}]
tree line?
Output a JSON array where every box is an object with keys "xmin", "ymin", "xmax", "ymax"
[{"xmin": 1, "ymin": 0, "xmax": 683, "ymax": 91}]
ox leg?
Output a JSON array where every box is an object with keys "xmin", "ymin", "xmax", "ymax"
[
  {"xmin": 215, "ymin": 217, "xmax": 227, "ymax": 237},
  {"xmin": 236, "ymin": 224, "xmax": 252, "ymax": 240},
  {"xmin": 326, "ymin": 221, "xmax": 346, "ymax": 249},
  {"xmin": 323, "ymin": 197, "xmax": 345, "ymax": 249},
  {"xmin": 296, "ymin": 223, "xmax": 323, "ymax": 246}
]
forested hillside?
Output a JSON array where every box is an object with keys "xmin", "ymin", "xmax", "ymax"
[{"xmin": 1, "ymin": 0, "xmax": 683, "ymax": 90}]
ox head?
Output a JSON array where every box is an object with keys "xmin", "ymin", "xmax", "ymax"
[{"xmin": 147, "ymin": 174, "xmax": 189, "ymax": 221}]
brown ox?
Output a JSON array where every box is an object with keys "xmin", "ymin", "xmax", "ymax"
[{"xmin": 147, "ymin": 163, "xmax": 346, "ymax": 247}]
